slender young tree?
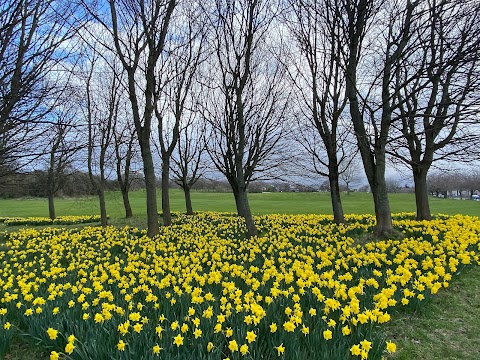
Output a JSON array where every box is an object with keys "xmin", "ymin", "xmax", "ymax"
[
  {"xmin": 204, "ymin": 0, "xmax": 288, "ymax": 237},
  {"xmin": 113, "ymin": 108, "xmax": 137, "ymax": 218},
  {"xmin": 82, "ymin": 0, "xmax": 178, "ymax": 236},
  {"xmin": 45, "ymin": 106, "xmax": 81, "ymax": 219},
  {"xmin": 339, "ymin": 156, "xmax": 362, "ymax": 195},
  {"xmin": 286, "ymin": 0, "xmax": 352, "ymax": 223},
  {"xmin": 154, "ymin": 4, "xmax": 206, "ymax": 225},
  {"xmin": 170, "ymin": 111, "xmax": 208, "ymax": 215},
  {"xmin": 84, "ymin": 54, "xmax": 119, "ymax": 227}
]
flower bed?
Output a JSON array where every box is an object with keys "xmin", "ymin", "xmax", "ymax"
[
  {"xmin": 0, "ymin": 212, "xmax": 479, "ymax": 359},
  {"xmin": 0, "ymin": 215, "xmax": 104, "ymax": 226}
]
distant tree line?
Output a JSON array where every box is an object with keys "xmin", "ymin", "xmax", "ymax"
[
  {"xmin": 0, "ymin": 169, "xmax": 145, "ymax": 199},
  {"xmin": 428, "ymin": 169, "xmax": 480, "ymax": 199},
  {"xmin": 0, "ymin": 170, "xmax": 366, "ymax": 198}
]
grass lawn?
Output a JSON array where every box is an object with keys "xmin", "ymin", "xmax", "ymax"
[
  {"xmin": 385, "ymin": 266, "xmax": 480, "ymax": 360},
  {"xmin": 1, "ymin": 190, "xmax": 479, "ymax": 360},
  {"xmin": 0, "ymin": 189, "xmax": 478, "ymax": 220}
]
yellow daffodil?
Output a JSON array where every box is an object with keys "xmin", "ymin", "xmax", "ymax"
[
  {"xmin": 275, "ymin": 343, "xmax": 285, "ymax": 356},
  {"xmin": 173, "ymin": 334, "xmax": 184, "ymax": 347}
]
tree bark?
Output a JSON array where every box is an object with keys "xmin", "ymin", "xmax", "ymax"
[
  {"xmin": 236, "ymin": 188, "xmax": 257, "ymax": 238},
  {"xmin": 115, "ymin": 132, "xmax": 134, "ymax": 218},
  {"xmin": 47, "ymin": 190, "xmax": 55, "ymax": 220},
  {"xmin": 141, "ymin": 145, "xmax": 160, "ymax": 237},
  {"xmin": 47, "ymin": 165, "xmax": 56, "ymax": 220},
  {"xmin": 232, "ymin": 187, "xmax": 241, "ymax": 215},
  {"xmin": 161, "ymin": 159, "xmax": 172, "ymax": 226},
  {"xmin": 47, "ymin": 131, "xmax": 60, "ymax": 220},
  {"xmin": 328, "ymin": 171, "xmax": 345, "ymax": 224},
  {"xmin": 98, "ymin": 186, "xmax": 108, "ymax": 227},
  {"xmin": 234, "ymin": 149, "xmax": 258, "ymax": 237},
  {"xmin": 372, "ymin": 171, "xmax": 393, "ymax": 235},
  {"xmin": 231, "ymin": 181, "xmax": 257, "ymax": 237},
  {"xmin": 98, "ymin": 159, "xmax": 108, "ymax": 226},
  {"xmin": 121, "ymin": 185, "xmax": 133, "ymax": 218},
  {"xmin": 184, "ymin": 187, "xmax": 193, "ymax": 215},
  {"xmin": 346, "ymin": 91, "xmax": 395, "ymax": 235},
  {"xmin": 413, "ymin": 168, "xmax": 431, "ymax": 220}
]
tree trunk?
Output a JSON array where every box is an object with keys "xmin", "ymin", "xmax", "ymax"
[
  {"xmin": 236, "ymin": 188, "xmax": 258, "ymax": 238},
  {"xmin": 121, "ymin": 185, "xmax": 133, "ymax": 218},
  {"xmin": 161, "ymin": 159, "xmax": 172, "ymax": 226},
  {"xmin": 98, "ymin": 187, "xmax": 108, "ymax": 227},
  {"xmin": 345, "ymin": 43, "xmax": 394, "ymax": 235},
  {"xmin": 47, "ymin": 143, "xmax": 57, "ymax": 220},
  {"xmin": 48, "ymin": 191, "xmax": 55, "ymax": 220},
  {"xmin": 47, "ymin": 167, "xmax": 56, "ymax": 220},
  {"xmin": 184, "ymin": 187, "xmax": 193, "ymax": 215},
  {"xmin": 328, "ymin": 172, "xmax": 345, "ymax": 224},
  {"xmin": 413, "ymin": 168, "xmax": 431, "ymax": 220},
  {"xmin": 233, "ymin": 187, "xmax": 242, "ymax": 215},
  {"xmin": 141, "ymin": 145, "xmax": 160, "ymax": 237},
  {"xmin": 116, "ymin": 135, "xmax": 134, "ymax": 218},
  {"xmin": 371, "ymin": 170, "xmax": 394, "ymax": 237}
]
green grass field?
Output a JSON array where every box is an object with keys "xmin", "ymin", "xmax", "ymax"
[
  {"xmin": 0, "ymin": 189, "xmax": 478, "ymax": 220},
  {"xmin": 1, "ymin": 190, "xmax": 479, "ymax": 360}
]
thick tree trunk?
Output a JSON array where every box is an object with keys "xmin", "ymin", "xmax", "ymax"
[
  {"xmin": 184, "ymin": 187, "xmax": 193, "ymax": 215},
  {"xmin": 233, "ymin": 187, "xmax": 242, "ymax": 215},
  {"xmin": 231, "ymin": 182, "xmax": 257, "ymax": 237},
  {"xmin": 236, "ymin": 188, "xmax": 258, "ymax": 238},
  {"xmin": 121, "ymin": 186, "xmax": 133, "ymax": 218},
  {"xmin": 161, "ymin": 159, "xmax": 172, "ymax": 226},
  {"xmin": 329, "ymin": 172, "xmax": 345, "ymax": 224},
  {"xmin": 48, "ymin": 191, "xmax": 55, "ymax": 220},
  {"xmin": 413, "ymin": 168, "xmax": 431, "ymax": 220},
  {"xmin": 371, "ymin": 168, "xmax": 394, "ymax": 236},
  {"xmin": 141, "ymin": 145, "xmax": 159, "ymax": 237}
]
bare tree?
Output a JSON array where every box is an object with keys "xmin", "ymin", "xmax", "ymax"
[
  {"xmin": 154, "ymin": 4, "xmax": 206, "ymax": 225},
  {"xmin": 389, "ymin": 0, "xmax": 480, "ymax": 220},
  {"xmin": 286, "ymin": 0, "xmax": 356, "ymax": 223},
  {"xmin": 81, "ymin": 0, "xmax": 178, "ymax": 236},
  {"xmin": 204, "ymin": 0, "xmax": 288, "ymax": 238},
  {"xmin": 464, "ymin": 168, "xmax": 480, "ymax": 198},
  {"xmin": 171, "ymin": 111, "xmax": 208, "ymax": 215},
  {"xmin": 385, "ymin": 176, "xmax": 402, "ymax": 193},
  {"xmin": 427, "ymin": 170, "xmax": 450, "ymax": 198},
  {"xmin": 45, "ymin": 105, "xmax": 81, "ymax": 219},
  {"xmin": 343, "ymin": 0, "xmax": 421, "ymax": 236},
  {"xmin": 84, "ymin": 54, "xmax": 119, "ymax": 227},
  {"xmin": 0, "ymin": 0, "xmax": 78, "ymax": 178},
  {"xmin": 113, "ymin": 106, "xmax": 137, "ymax": 218},
  {"xmin": 340, "ymin": 156, "xmax": 362, "ymax": 195}
]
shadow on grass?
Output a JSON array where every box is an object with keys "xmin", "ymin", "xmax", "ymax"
[{"xmin": 3, "ymin": 336, "xmax": 48, "ymax": 360}]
